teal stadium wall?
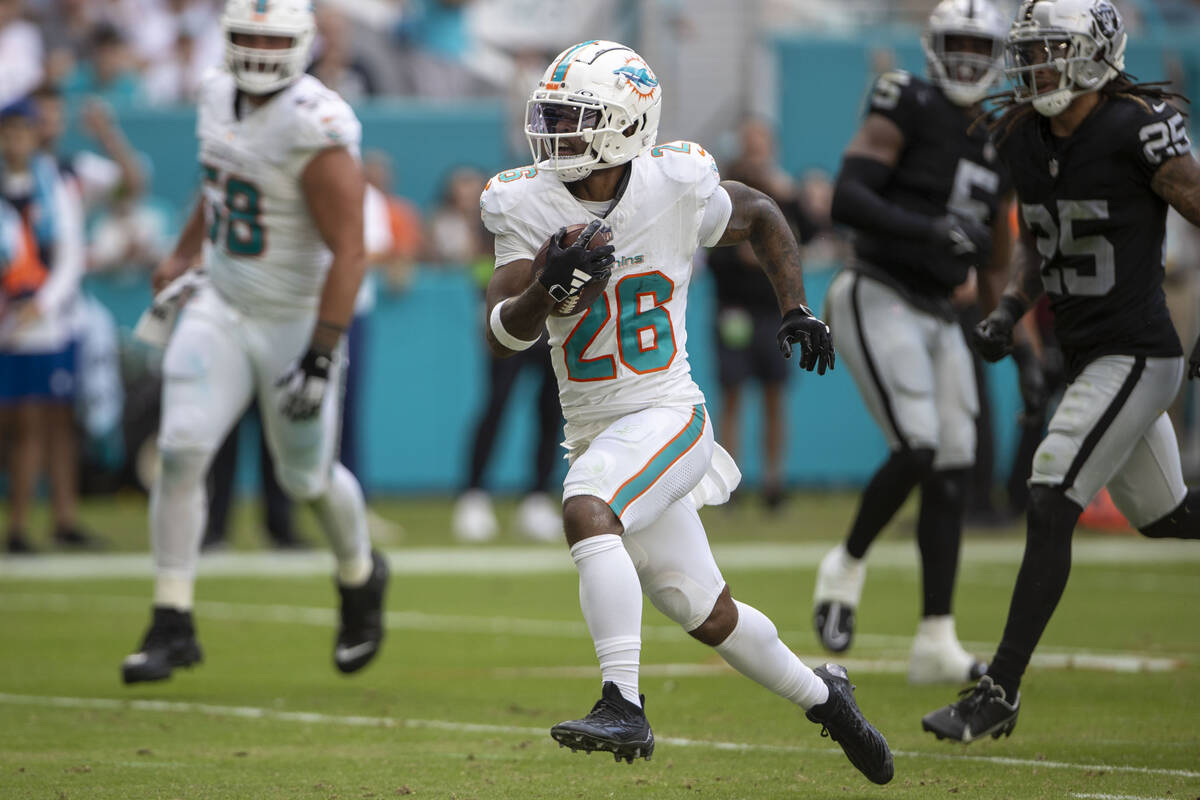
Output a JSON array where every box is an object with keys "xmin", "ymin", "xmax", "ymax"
[{"xmin": 74, "ymin": 30, "xmax": 1198, "ymax": 494}]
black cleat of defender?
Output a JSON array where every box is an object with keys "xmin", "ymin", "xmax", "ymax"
[
  {"xmin": 334, "ymin": 549, "xmax": 389, "ymax": 674},
  {"xmin": 550, "ymin": 682, "xmax": 655, "ymax": 764},
  {"xmin": 814, "ymin": 601, "xmax": 855, "ymax": 653},
  {"xmin": 921, "ymin": 675, "xmax": 1019, "ymax": 743},
  {"xmin": 805, "ymin": 663, "xmax": 894, "ymax": 784},
  {"xmin": 121, "ymin": 606, "xmax": 203, "ymax": 684}
]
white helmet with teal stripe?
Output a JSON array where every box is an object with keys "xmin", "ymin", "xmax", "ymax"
[
  {"xmin": 526, "ymin": 40, "xmax": 663, "ymax": 182},
  {"xmin": 221, "ymin": 0, "xmax": 315, "ymax": 95}
]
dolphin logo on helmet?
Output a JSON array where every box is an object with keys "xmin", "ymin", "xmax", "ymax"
[
  {"xmin": 525, "ymin": 41, "xmax": 663, "ymax": 183},
  {"xmin": 613, "ymin": 64, "xmax": 659, "ymax": 97}
]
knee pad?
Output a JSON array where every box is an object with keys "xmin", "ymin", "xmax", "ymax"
[
  {"xmin": 641, "ymin": 567, "xmax": 725, "ymax": 631},
  {"xmin": 156, "ymin": 446, "xmax": 210, "ymax": 489},
  {"xmin": 275, "ymin": 466, "xmax": 329, "ymax": 502},
  {"xmin": 622, "ymin": 499, "xmax": 725, "ymax": 630},
  {"xmin": 625, "ymin": 528, "xmax": 725, "ymax": 631}
]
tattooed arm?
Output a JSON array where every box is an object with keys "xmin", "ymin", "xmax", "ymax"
[
  {"xmin": 714, "ymin": 180, "xmax": 808, "ymax": 313},
  {"xmin": 1152, "ymin": 152, "xmax": 1200, "ymax": 378},
  {"xmin": 1152, "ymin": 152, "xmax": 1200, "ymax": 227},
  {"xmin": 1002, "ymin": 221, "xmax": 1046, "ymax": 312},
  {"xmin": 713, "ymin": 180, "xmax": 834, "ymax": 373}
]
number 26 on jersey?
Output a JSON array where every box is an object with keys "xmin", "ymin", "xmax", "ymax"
[{"xmin": 564, "ymin": 271, "xmax": 677, "ymax": 381}]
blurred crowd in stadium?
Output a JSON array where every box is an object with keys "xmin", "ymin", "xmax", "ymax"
[
  {"xmin": 1, "ymin": 0, "xmax": 1199, "ymax": 556},
  {"xmin": 4, "ymin": 0, "xmax": 1188, "ymax": 114}
]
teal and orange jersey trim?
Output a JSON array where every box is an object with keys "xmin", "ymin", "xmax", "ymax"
[
  {"xmin": 607, "ymin": 405, "xmax": 706, "ymax": 518},
  {"xmin": 547, "ymin": 40, "xmax": 598, "ymax": 87}
]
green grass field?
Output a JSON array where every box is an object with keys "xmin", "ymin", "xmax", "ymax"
[{"xmin": 1, "ymin": 492, "xmax": 1198, "ymax": 800}]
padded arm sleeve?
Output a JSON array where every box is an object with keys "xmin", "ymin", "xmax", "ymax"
[{"xmin": 831, "ymin": 155, "xmax": 937, "ymax": 242}]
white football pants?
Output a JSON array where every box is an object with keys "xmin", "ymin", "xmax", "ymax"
[{"xmin": 151, "ymin": 286, "xmax": 370, "ymax": 606}]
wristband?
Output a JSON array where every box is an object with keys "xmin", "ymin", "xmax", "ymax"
[{"xmin": 489, "ymin": 299, "xmax": 539, "ymax": 352}]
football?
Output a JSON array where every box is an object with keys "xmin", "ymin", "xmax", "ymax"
[{"xmin": 533, "ymin": 223, "xmax": 614, "ymax": 317}]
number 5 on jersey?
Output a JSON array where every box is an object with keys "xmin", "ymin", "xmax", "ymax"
[
  {"xmin": 563, "ymin": 272, "xmax": 677, "ymax": 381},
  {"xmin": 203, "ymin": 164, "xmax": 266, "ymax": 257}
]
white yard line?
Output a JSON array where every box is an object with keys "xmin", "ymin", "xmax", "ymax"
[
  {"xmin": 1071, "ymin": 794, "xmax": 1179, "ymax": 800},
  {"xmin": 2, "ymin": 539, "xmax": 1198, "ymax": 580},
  {"xmin": 0, "ymin": 692, "xmax": 1196, "ymax": 780},
  {"xmin": 490, "ymin": 647, "xmax": 1185, "ymax": 677},
  {"xmin": 0, "ymin": 591, "xmax": 1188, "ymax": 672}
]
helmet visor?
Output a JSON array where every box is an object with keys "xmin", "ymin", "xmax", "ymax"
[
  {"xmin": 1005, "ymin": 33, "xmax": 1073, "ymax": 102},
  {"xmin": 526, "ymin": 98, "xmax": 604, "ymax": 163}
]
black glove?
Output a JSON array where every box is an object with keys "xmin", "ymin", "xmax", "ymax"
[
  {"xmin": 1190, "ymin": 335, "xmax": 1200, "ymax": 380},
  {"xmin": 776, "ymin": 305, "xmax": 835, "ymax": 375},
  {"xmin": 276, "ymin": 347, "xmax": 332, "ymax": 421},
  {"xmin": 1011, "ymin": 342, "xmax": 1047, "ymax": 423},
  {"xmin": 538, "ymin": 219, "xmax": 616, "ymax": 302},
  {"xmin": 930, "ymin": 214, "xmax": 992, "ymax": 279},
  {"xmin": 973, "ymin": 294, "xmax": 1025, "ymax": 363}
]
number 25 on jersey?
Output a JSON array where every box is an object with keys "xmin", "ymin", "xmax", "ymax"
[
  {"xmin": 1022, "ymin": 201, "xmax": 1114, "ymax": 296},
  {"xmin": 203, "ymin": 164, "xmax": 266, "ymax": 257}
]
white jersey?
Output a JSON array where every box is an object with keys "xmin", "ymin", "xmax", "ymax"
[
  {"xmin": 196, "ymin": 70, "xmax": 361, "ymax": 317},
  {"xmin": 481, "ymin": 141, "xmax": 728, "ymax": 433}
]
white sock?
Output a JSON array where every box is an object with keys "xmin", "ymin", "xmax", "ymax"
[
  {"xmin": 151, "ymin": 447, "xmax": 211, "ymax": 611},
  {"xmin": 714, "ymin": 600, "xmax": 829, "ymax": 710},
  {"xmin": 916, "ymin": 614, "xmax": 956, "ymax": 640},
  {"xmin": 311, "ymin": 463, "xmax": 373, "ymax": 586},
  {"xmin": 570, "ymin": 534, "xmax": 643, "ymax": 707}
]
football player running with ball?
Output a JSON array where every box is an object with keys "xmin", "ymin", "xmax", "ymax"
[
  {"xmin": 815, "ymin": 0, "xmax": 1012, "ymax": 684},
  {"xmin": 481, "ymin": 40, "xmax": 892, "ymax": 784},
  {"xmin": 923, "ymin": 0, "xmax": 1200, "ymax": 742},
  {"xmin": 121, "ymin": 0, "xmax": 388, "ymax": 684}
]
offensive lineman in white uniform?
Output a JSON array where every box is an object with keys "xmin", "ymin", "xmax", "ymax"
[
  {"xmin": 482, "ymin": 41, "xmax": 892, "ymax": 784},
  {"xmin": 121, "ymin": 0, "xmax": 388, "ymax": 684}
]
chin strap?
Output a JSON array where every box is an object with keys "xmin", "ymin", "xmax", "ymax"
[{"xmin": 600, "ymin": 162, "xmax": 633, "ymax": 219}]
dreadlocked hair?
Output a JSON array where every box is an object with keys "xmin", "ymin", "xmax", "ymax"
[
  {"xmin": 1102, "ymin": 75, "xmax": 1188, "ymax": 110},
  {"xmin": 979, "ymin": 73, "xmax": 1190, "ymax": 147}
]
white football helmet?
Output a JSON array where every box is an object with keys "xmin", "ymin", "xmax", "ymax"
[
  {"xmin": 526, "ymin": 40, "xmax": 662, "ymax": 182},
  {"xmin": 221, "ymin": 0, "xmax": 315, "ymax": 95},
  {"xmin": 1006, "ymin": 0, "xmax": 1127, "ymax": 117},
  {"xmin": 923, "ymin": 0, "xmax": 1008, "ymax": 107}
]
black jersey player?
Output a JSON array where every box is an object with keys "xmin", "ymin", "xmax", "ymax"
[
  {"xmin": 815, "ymin": 0, "xmax": 1012, "ymax": 684},
  {"xmin": 923, "ymin": 0, "xmax": 1200, "ymax": 743}
]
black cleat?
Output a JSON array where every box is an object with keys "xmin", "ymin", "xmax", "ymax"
[
  {"xmin": 806, "ymin": 663, "xmax": 894, "ymax": 785},
  {"xmin": 814, "ymin": 602, "xmax": 856, "ymax": 653},
  {"xmin": 922, "ymin": 675, "xmax": 1020, "ymax": 743},
  {"xmin": 5, "ymin": 531, "xmax": 37, "ymax": 555},
  {"xmin": 53, "ymin": 526, "xmax": 106, "ymax": 550},
  {"xmin": 122, "ymin": 606, "xmax": 203, "ymax": 684},
  {"xmin": 550, "ymin": 682, "xmax": 655, "ymax": 764},
  {"xmin": 334, "ymin": 549, "xmax": 389, "ymax": 674}
]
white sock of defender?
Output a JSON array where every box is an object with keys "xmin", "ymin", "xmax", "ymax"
[
  {"xmin": 714, "ymin": 600, "xmax": 829, "ymax": 709},
  {"xmin": 311, "ymin": 463, "xmax": 373, "ymax": 586},
  {"xmin": 150, "ymin": 447, "xmax": 211, "ymax": 611},
  {"xmin": 570, "ymin": 534, "xmax": 643, "ymax": 707}
]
